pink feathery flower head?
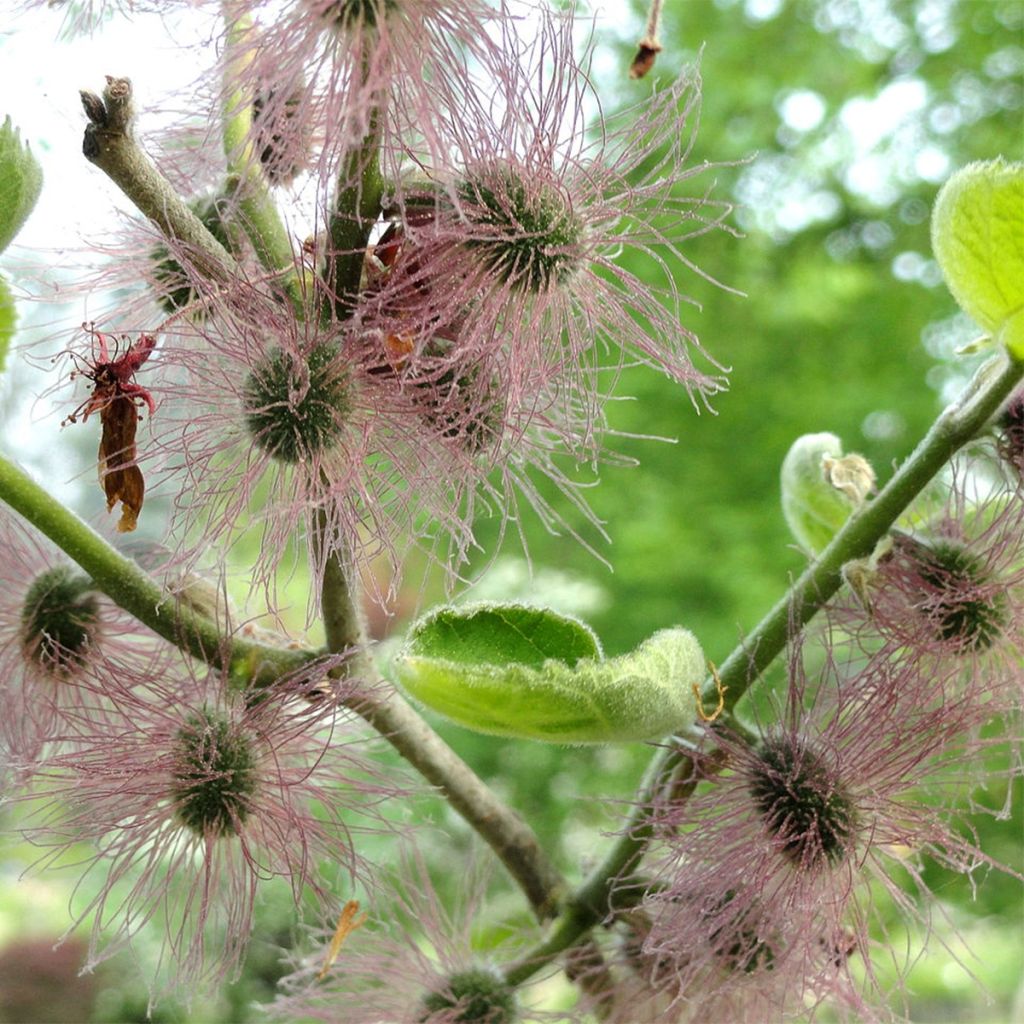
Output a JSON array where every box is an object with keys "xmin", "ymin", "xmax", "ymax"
[
  {"xmin": 839, "ymin": 459, "xmax": 1024, "ymax": 710},
  {"xmin": 0, "ymin": 511, "xmax": 160, "ymax": 772},
  {"xmin": 13, "ymin": 654, "xmax": 400, "ymax": 997},
  {"xmin": 129, "ymin": 267, "xmax": 615, "ymax": 604},
  {"xmin": 637, "ymin": 638, "xmax": 1017, "ymax": 1021},
  {"xmin": 216, "ymin": 0, "xmax": 502, "ymax": 185},
  {"xmin": 139, "ymin": 287, "xmax": 484, "ymax": 600},
  {"xmin": 270, "ymin": 844, "xmax": 545, "ymax": 1024},
  {"xmin": 361, "ymin": 9, "xmax": 735, "ymax": 432}
]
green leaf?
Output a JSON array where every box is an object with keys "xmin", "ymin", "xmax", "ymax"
[
  {"xmin": 0, "ymin": 116, "xmax": 43, "ymax": 254},
  {"xmin": 405, "ymin": 603, "xmax": 602, "ymax": 668},
  {"xmin": 931, "ymin": 159, "xmax": 1024, "ymax": 356},
  {"xmin": 395, "ymin": 603, "xmax": 704, "ymax": 744},
  {"xmin": 0, "ymin": 274, "xmax": 13, "ymax": 373}
]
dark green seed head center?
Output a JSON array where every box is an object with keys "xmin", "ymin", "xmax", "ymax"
[
  {"xmin": 20, "ymin": 566, "xmax": 101, "ymax": 677},
  {"xmin": 915, "ymin": 540, "xmax": 1008, "ymax": 652},
  {"xmin": 319, "ymin": 0, "xmax": 398, "ymax": 30},
  {"xmin": 748, "ymin": 737, "xmax": 857, "ymax": 867},
  {"xmin": 420, "ymin": 966, "xmax": 517, "ymax": 1023},
  {"xmin": 171, "ymin": 709, "xmax": 258, "ymax": 838},
  {"xmin": 243, "ymin": 343, "xmax": 352, "ymax": 463},
  {"xmin": 459, "ymin": 165, "xmax": 584, "ymax": 294}
]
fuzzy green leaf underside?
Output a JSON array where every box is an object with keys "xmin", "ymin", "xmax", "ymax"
[
  {"xmin": 0, "ymin": 275, "xmax": 14, "ymax": 373},
  {"xmin": 395, "ymin": 603, "xmax": 704, "ymax": 744}
]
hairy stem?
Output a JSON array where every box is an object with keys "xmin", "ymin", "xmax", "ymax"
[
  {"xmin": 81, "ymin": 76, "xmax": 239, "ymax": 286},
  {"xmin": 0, "ymin": 454, "xmax": 313, "ymax": 684},
  {"xmin": 350, "ymin": 688, "xmax": 567, "ymax": 920},
  {"xmin": 503, "ymin": 347, "xmax": 1024, "ymax": 983},
  {"xmin": 317, "ymin": 522, "xmax": 566, "ymax": 920},
  {"xmin": 220, "ymin": 5, "xmax": 311, "ymax": 312},
  {"xmin": 326, "ymin": 91, "xmax": 384, "ymax": 320}
]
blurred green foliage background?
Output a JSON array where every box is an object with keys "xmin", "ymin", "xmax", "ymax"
[{"xmin": 1, "ymin": 0, "xmax": 1021, "ymax": 1021}]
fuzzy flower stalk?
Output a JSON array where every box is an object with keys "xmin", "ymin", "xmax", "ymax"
[
  {"xmin": 634, "ymin": 637, "xmax": 1018, "ymax": 1021},
  {"xmin": 14, "ymin": 657, "xmax": 403, "ymax": 995}
]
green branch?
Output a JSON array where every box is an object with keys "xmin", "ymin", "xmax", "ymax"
[
  {"xmin": 0, "ymin": 454, "xmax": 314, "ymax": 685},
  {"xmin": 502, "ymin": 347, "xmax": 1024, "ymax": 985},
  {"xmin": 326, "ymin": 105, "xmax": 385, "ymax": 321},
  {"xmin": 316, "ymin": 517, "xmax": 566, "ymax": 920},
  {"xmin": 220, "ymin": 5, "xmax": 311, "ymax": 313},
  {"xmin": 81, "ymin": 77, "xmax": 238, "ymax": 287}
]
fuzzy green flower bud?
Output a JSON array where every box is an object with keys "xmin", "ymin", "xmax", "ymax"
[
  {"xmin": 781, "ymin": 432, "xmax": 875, "ymax": 555},
  {"xmin": 0, "ymin": 116, "xmax": 43, "ymax": 255}
]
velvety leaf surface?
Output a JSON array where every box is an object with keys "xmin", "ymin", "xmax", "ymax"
[
  {"xmin": 0, "ymin": 116, "xmax": 43, "ymax": 254},
  {"xmin": 397, "ymin": 605, "xmax": 703, "ymax": 744}
]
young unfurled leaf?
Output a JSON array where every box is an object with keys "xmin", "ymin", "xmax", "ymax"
[
  {"xmin": 0, "ymin": 116, "xmax": 43, "ymax": 254},
  {"xmin": 931, "ymin": 159, "xmax": 1024, "ymax": 357},
  {"xmin": 99, "ymin": 394, "xmax": 145, "ymax": 532},
  {"xmin": 394, "ymin": 603, "xmax": 705, "ymax": 744},
  {"xmin": 781, "ymin": 433, "xmax": 875, "ymax": 556}
]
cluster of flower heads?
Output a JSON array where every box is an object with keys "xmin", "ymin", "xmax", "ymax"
[
  {"xmin": 49, "ymin": 0, "xmax": 731, "ymax": 608},
  {"xmin": 605, "ymin": 453, "xmax": 1024, "ymax": 1022},
  {"xmin": 14, "ymin": 0, "xmax": 1022, "ymax": 1019},
  {"xmin": 0, "ymin": 509, "xmax": 413, "ymax": 997}
]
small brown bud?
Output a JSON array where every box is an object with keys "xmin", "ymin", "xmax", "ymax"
[
  {"xmin": 629, "ymin": 39, "xmax": 662, "ymax": 79},
  {"xmin": 79, "ymin": 89, "xmax": 107, "ymax": 126}
]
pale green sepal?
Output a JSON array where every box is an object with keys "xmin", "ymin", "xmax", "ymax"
[
  {"xmin": 394, "ymin": 603, "xmax": 704, "ymax": 744},
  {"xmin": 0, "ymin": 116, "xmax": 43, "ymax": 253},
  {"xmin": 931, "ymin": 159, "xmax": 1024, "ymax": 342},
  {"xmin": 0, "ymin": 274, "xmax": 13, "ymax": 373},
  {"xmin": 781, "ymin": 433, "xmax": 875, "ymax": 555}
]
